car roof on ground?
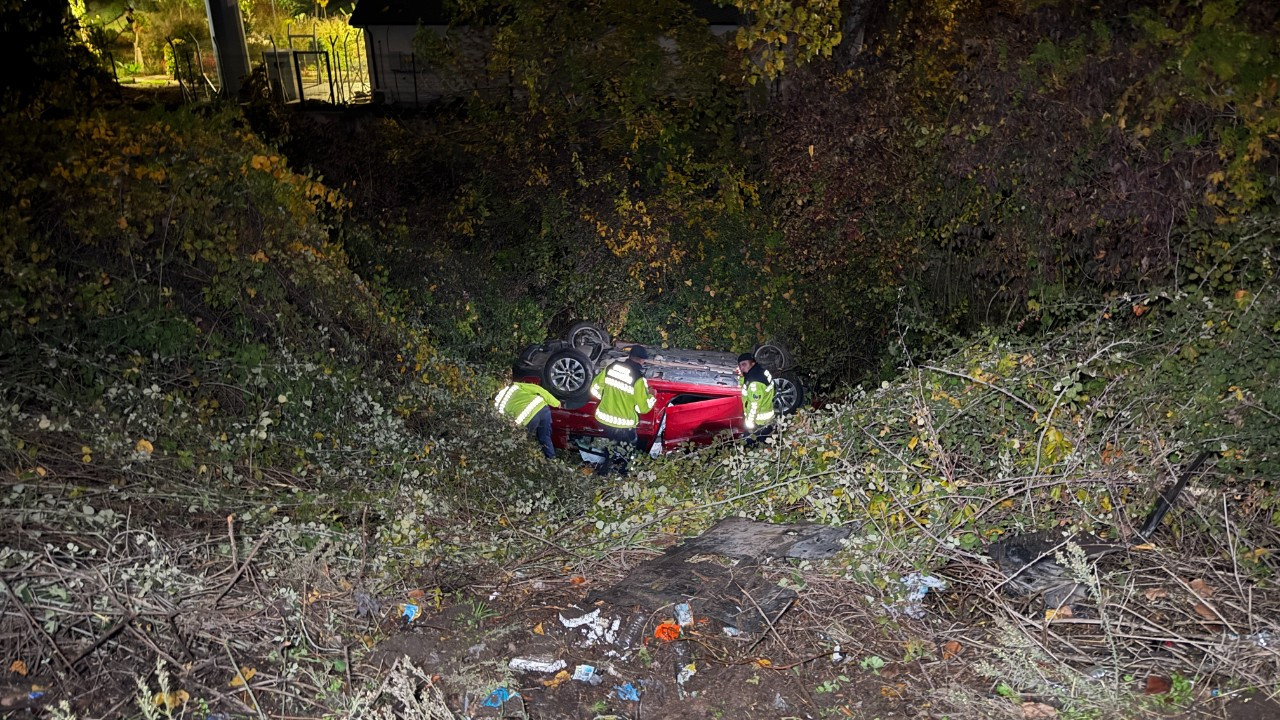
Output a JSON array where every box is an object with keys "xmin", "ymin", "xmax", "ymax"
[{"xmin": 641, "ymin": 348, "xmax": 740, "ymax": 389}]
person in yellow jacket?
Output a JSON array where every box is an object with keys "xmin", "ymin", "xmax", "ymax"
[
  {"xmin": 494, "ymin": 381, "xmax": 562, "ymax": 458},
  {"xmin": 589, "ymin": 345, "xmax": 655, "ymax": 472},
  {"xmin": 737, "ymin": 352, "xmax": 776, "ymax": 445}
]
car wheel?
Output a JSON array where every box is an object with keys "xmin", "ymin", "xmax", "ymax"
[
  {"xmin": 542, "ymin": 349, "xmax": 594, "ymax": 400},
  {"xmin": 566, "ymin": 322, "xmax": 611, "ymax": 354},
  {"xmin": 752, "ymin": 339, "xmax": 793, "ymax": 371},
  {"xmin": 772, "ymin": 372, "xmax": 804, "ymax": 414}
]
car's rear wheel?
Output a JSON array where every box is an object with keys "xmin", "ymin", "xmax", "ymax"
[
  {"xmin": 752, "ymin": 339, "xmax": 793, "ymax": 371},
  {"xmin": 565, "ymin": 322, "xmax": 611, "ymax": 356},
  {"xmin": 543, "ymin": 349, "xmax": 594, "ymax": 400},
  {"xmin": 772, "ymin": 372, "xmax": 804, "ymax": 414}
]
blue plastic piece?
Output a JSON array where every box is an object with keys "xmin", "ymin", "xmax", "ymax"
[
  {"xmin": 614, "ymin": 683, "xmax": 640, "ymax": 702},
  {"xmin": 402, "ymin": 603, "xmax": 419, "ymax": 621},
  {"xmin": 483, "ymin": 688, "xmax": 519, "ymax": 707}
]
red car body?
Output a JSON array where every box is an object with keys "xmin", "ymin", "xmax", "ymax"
[
  {"xmin": 515, "ymin": 354, "xmax": 749, "ymax": 452},
  {"xmin": 554, "ymin": 377, "xmax": 745, "ymax": 452},
  {"xmin": 514, "ymin": 332, "xmax": 802, "ymax": 454}
]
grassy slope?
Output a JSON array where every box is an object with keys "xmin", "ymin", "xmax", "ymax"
[{"xmin": 2, "ymin": 102, "xmax": 1276, "ymax": 716}]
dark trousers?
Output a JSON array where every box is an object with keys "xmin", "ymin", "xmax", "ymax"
[
  {"xmin": 745, "ymin": 424, "xmax": 774, "ymax": 447},
  {"xmin": 599, "ymin": 425, "xmax": 639, "ymax": 474},
  {"xmin": 526, "ymin": 407, "xmax": 555, "ymax": 459}
]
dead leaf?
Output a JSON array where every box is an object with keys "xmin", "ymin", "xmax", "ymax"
[
  {"xmin": 1192, "ymin": 603, "xmax": 1218, "ymax": 621},
  {"xmin": 152, "ymin": 690, "xmax": 190, "ymax": 709},
  {"xmin": 1131, "ymin": 543, "xmax": 1156, "ymax": 551},
  {"xmin": 1143, "ymin": 587, "xmax": 1169, "ymax": 601},
  {"xmin": 569, "ymin": 576, "xmax": 587, "ymax": 585},
  {"xmin": 407, "ymin": 588, "xmax": 427, "ymax": 601},
  {"xmin": 1144, "ymin": 676, "xmax": 1172, "ymax": 695},
  {"xmin": 755, "ymin": 658, "xmax": 772, "ymax": 668},
  {"xmin": 1022, "ymin": 701, "xmax": 1058, "ymax": 719},
  {"xmin": 533, "ymin": 622, "xmax": 544, "ymax": 636},
  {"xmin": 1132, "ymin": 304, "xmax": 1150, "ymax": 317},
  {"xmin": 542, "ymin": 670, "xmax": 570, "ymax": 688},
  {"xmin": 942, "ymin": 640, "xmax": 963, "ymax": 660},
  {"xmin": 1045, "ymin": 606, "xmax": 1073, "ymax": 621},
  {"xmin": 229, "ymin": 667, "xmax": 257, "ymax": 688},
  {"xmin": 8, "ymin": 660, "xmax": 27, "ymax": 676},
  {"xmin": 1189, "ymin": 578, "xmax": 1214, "ymax": 597}
]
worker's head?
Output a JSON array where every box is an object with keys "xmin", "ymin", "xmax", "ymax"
[
  {"xmin": 627, "ymin": 345, "xmax": 650, "ymax": 364},
  {"xmin": 737, "ymin": 352, "xmax": 756, "ymax": 375}
]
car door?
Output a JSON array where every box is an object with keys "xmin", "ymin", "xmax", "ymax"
[{"xmin": 656, "ymin": 391, "xmax": 743, "ymax": 449}]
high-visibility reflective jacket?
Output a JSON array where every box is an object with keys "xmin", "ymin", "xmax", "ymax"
[
  {"xmin": 589, "ymin": 360, "xmax": 655, "ymax": 429},
  {"xmin": 739, "ymin": 364, "xmax": 775, "ymax": 430},
  {"xmin": 494, "ymin": 382, "xmax": 562, "ymax": 426}
]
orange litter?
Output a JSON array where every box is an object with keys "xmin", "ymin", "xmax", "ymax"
[{"xmin": 654, "ymin": 621, "xmax": 681, "ymax": 642}]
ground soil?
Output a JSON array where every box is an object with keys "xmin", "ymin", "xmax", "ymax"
[{"xmin": 364, "ymin": 583, "xmax": 926, "ymax": 720}]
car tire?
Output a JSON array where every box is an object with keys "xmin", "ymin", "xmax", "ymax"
[
  {"xmin": 542, "ymin": 349, "xmax": 594, "ymax": 400},
  {"xmin": 752, "ymin": 339, "xmax": 793, "ymax": 371},
  {"xmin": 772, "ymin": 372, "xmax": 804, "ymax": 415},
  {"xmin": 565, "ymin": 322, "xmax": 611, "ymax": 356}
]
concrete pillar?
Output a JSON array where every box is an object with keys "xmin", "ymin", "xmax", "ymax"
[{"xmin": 204, "ymin": 0, "xmax": 251, "ymax": 96}]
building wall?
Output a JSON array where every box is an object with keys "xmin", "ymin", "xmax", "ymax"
[
  {"xmin": 361, "ymin": 21, "xmax": 741, "ymax": 106},
  {"xmin": 362, "ymin": 25, "xmax": 501, "ymax": 105}
]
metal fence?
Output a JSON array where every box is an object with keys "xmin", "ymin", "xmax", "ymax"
[
  {"xmin": 263, "ymin": 28, "xmax": 370, "ymax": 105},
  {"xmin": 161, "ymin": 26, "xmax": 370, "ymax": 105},
  {"xmin": 168, "ymin": 35, "xmax": 220, "ymax": 103}
]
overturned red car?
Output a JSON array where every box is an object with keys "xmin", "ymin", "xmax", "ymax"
[{"xmin": 513, "ymin": 323, "xmax": 803, "ymax": 454}]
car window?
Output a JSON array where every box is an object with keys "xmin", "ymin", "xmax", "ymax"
[{"xmin": 666, "ymin": 393, "xmax": 721, "ymax": 406}]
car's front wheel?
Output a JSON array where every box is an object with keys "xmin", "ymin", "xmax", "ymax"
[
  {"xmin": 772, "ymin": 372, "xmax": 804, "ymax": 414},
  {"xmin": 542, "ymin": 349, "xmax": 594, "ymax": 400}
]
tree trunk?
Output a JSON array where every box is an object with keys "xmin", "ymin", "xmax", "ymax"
[
  {"xmin": 133, "ymin": 24, "xmax": 144, "ymax": 71},
  {"xmin": 835, "ymin": 0, "xmax": 885, "ymax": 69}
]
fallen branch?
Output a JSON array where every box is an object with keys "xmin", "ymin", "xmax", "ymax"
[
  {"xmin": 69, "ymin": 612, "xmax": 135, "ymax": 666},
  {"xmin": 0, "ymin": 577, "xmax": 79, "ymax": 676},
  {"xmin": 921, "ymin": 364, "xmax": 1038, "ymax": 414},
  {"xmin": 225, "ymin": 640, "xmax": 270, "ymax": 720},
  {"xmin": 212, "ymin": 531, "xmax": 273, "ymax": 607}
]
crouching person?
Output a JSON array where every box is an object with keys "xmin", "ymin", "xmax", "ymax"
[
  {"xmin": 737, "ymin": 352, "xmax": 776, "ymax": 446},
  {"xmin": 494, "ymin": 381, "xmax": 562, "ymax": 459}
]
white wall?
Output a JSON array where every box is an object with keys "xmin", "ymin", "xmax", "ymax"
[{"xmin": 361, "ymin": 25, "xmax": 502, "ymax": 105}]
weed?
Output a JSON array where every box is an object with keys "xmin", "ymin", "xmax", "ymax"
[
  {"xmin": 815, "ymin": 675, "xmax": 850, "ymax": 693},
  {"xmin": 460, "ymin": 596, "xmax": 500, "ymax": 629},
  {"xmin": 1164, "ymin": 674, "xmax": 1195, "ymax": 708},
  {"xmin": 903, "ymin": 636, "xmax": 933, "ymax": 662}
]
